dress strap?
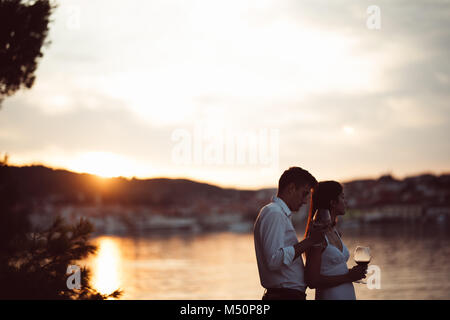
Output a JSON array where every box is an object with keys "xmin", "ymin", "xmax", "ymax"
[
  {"xmin": 333, "ymin": 228, "xmax": 345, "ymax": 251},
  {"xmin": 324, "ymin": 234, "xmax": 330, "ymax": 244},
  {"xmin": 334, "ymin": 229, "xmax": 344, "ymax": 243},
  {"xmin": 334, "ymin": 229, "xmax": 340, "ymax": 239}
]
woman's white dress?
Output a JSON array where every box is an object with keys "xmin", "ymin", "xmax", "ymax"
[{"xmin": 315, "ymin": 230, "xmax": 356, "ymax": 300}]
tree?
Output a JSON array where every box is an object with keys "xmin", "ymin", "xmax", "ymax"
[
  {"xmin": 0, "ymin": 152, "xmax": 8, "ymax": 166},
  {"xmin": 0, "ymin": 3, "xmax": 121, "ymax": 299},
  {"xmin": 0, "ymin": 166, "xmax": 122, "ymax": 299},
  {"xmin": 0, "ymin": 215, "xmax": 123, "ymax": 300},
  {"xmin": 0, "ymin": 0, "xmax": 56, "ymax": 107}
]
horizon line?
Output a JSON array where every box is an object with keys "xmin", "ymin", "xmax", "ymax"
[{"xmin": 4, "ymin": 161, "xmax": 450, "ymax": 191}]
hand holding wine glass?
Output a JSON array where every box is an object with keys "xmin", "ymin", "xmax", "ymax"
[{"xmin": 353, "ymin": 246, "xmax": 371, "ymax": 284}]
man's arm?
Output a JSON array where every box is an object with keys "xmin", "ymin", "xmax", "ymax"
[
  {"xmin": 258, "ymin": 209, "xmax": 295, "ymax": 271},
  {"xmin": 293, "ymin": 238, "xmax": 313, "ymax": 260},
  {"xmin": 293, "ymin": 227, "xmax": 326, "ymax": 260}
]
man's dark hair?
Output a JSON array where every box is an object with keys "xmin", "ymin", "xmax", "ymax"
[{"xmin": 278, "ymin": 167, "xmax": 317, "ymax": 192}]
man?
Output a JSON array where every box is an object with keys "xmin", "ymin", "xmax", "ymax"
[{"xmin": 254, "ymin": 166, "xmax": 324, "ymax": 300}]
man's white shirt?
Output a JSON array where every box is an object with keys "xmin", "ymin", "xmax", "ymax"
[{"xmin": 253, "ymin": 196, "xmax": 306, "ymax": 292}]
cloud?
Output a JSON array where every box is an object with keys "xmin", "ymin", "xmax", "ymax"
[
  {"xmin": 0, "ymin": 92, "xmax": 175, "ymax": 165},
  {"xmin": 1, "ymin": 0, "xmax": 449, "ymax": 187}
]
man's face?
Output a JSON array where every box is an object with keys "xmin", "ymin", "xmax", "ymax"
[{"xmin": 290, "ymin": 185, "xmax": 311, "ymax": 212}]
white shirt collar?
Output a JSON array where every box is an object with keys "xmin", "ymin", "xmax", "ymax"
[{"xmin": 272, "ymin": 196, "xmax": 292, "ymax": 217}]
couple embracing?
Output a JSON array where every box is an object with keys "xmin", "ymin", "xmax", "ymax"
[{"xmin": 254, "ymin": 167, "xmax": 367, "ymax": 300}]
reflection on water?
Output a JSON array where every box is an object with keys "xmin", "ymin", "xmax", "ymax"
[
  {"xmin": 91, "ymin": 237, "xmax": 122, "ymax": 295},
  {"xmin": 83, "ymin": 225, "xmax": 450, "ymax": 300}
]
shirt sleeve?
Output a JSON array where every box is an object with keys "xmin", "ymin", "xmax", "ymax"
[
  {"xmin": 258, "ymin": 207, "xmax": 295, "ymax": 271},
  {"xmin": 282, "ymin": 246, "xmax": 295, "ymax": 265}
]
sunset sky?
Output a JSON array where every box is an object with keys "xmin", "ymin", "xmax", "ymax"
[{"xmin": 1, "ymin": 0, "xmax": 449, "ymax": 188}]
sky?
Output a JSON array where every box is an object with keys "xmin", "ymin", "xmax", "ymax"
[{"xmin": 1, "ymin": 0, "xmax": 449, "ymax": 189}]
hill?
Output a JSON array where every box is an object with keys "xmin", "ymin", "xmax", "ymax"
[{"xmin": 1, "ymin": 165, "xmax": 449, "ymax": 233}]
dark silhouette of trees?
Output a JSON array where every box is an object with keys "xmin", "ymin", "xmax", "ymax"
[
  {"xmin": 0, "ymin": 215, "xmax": 122, "ymax": 300},
  {"xmin": 0, "ymin": 0, "xmax": 56, "ymax": 107},
  {"xmin": 0, "ymin": 160, "xmax": 122, "ymax": 299},
  {"xmin": 0, "ymin": 179, "xmax": 122, "ymax": 299},
  {"xmin": 0, "ymin": 2, "xmax": 123, "ymax": 299},
  {"xmin": 0, "ymin": 153, "xmax": 8, "ymax": 166}
]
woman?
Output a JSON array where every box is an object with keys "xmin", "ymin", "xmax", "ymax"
[{"xmin": 304, "ymin": 181, "xmax": 367, "ymax": 300}]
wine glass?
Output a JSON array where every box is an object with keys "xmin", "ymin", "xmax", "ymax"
[{"xmin": 353, "ymin": 246, "xmax": 371, "ymax": 284}]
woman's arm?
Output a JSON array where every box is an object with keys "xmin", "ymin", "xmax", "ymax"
[{"xmin": 304, "ymin": 242, "xmax": 366, "ymax": 289}]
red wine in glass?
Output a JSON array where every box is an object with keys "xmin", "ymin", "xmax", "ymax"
[{"xmin": 354, "ymin": 246, "xmax": 371, "ymax": 284}]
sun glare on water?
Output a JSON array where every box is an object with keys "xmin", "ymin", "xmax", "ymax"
[{"xmin": 91, "ymin": 237, "xmax": 121, "ymax": 296}]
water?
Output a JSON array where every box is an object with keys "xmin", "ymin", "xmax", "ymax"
[{"xmin": 82, "ymin": 224, "xmax": 450, "ymax": 300}]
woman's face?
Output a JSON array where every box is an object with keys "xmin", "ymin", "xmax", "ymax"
[{"xmin": 331, "ymin": 192, "xmax": 346, "ymax": 216}]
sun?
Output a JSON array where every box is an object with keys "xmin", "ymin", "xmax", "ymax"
[
  {"xmin": 68, "ymin": 151, "xmax": 135, "ymax": 178},
  {"xmin": 343, "ymin": 126, "xmax": 355, "ymax": 135}
]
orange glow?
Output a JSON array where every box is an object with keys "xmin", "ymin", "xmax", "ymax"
[
  {"xmin": 91, "ymin": 237, "xmax": 121, "ymax": 296},
  {"xmin": 67, "ymin": 152, "xmax": 136, "ymax": 178}
]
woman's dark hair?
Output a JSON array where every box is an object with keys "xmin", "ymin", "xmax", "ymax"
[
  {"xmin": 278, "ymin": 167, "xmax": 317, "ymax": 192},
  {"xmin": 312, "ymin": 181, "xmax": 343, "ymax": 212},
  {"xmin": 304, "ymin": 180, "xmax": 343, "ymax": 239}
]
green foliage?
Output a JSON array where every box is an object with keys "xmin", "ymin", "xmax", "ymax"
[
  {"xmin": 0, "ymin": 213, "xmax": 122, "ymax": 299},
  {"xmin": 0, "ymin": 129, "xmax": 122, "ymax": 301},
  {"xmin": 0, "ymin": 0, "xmax": 56, "ymax": 106}
]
